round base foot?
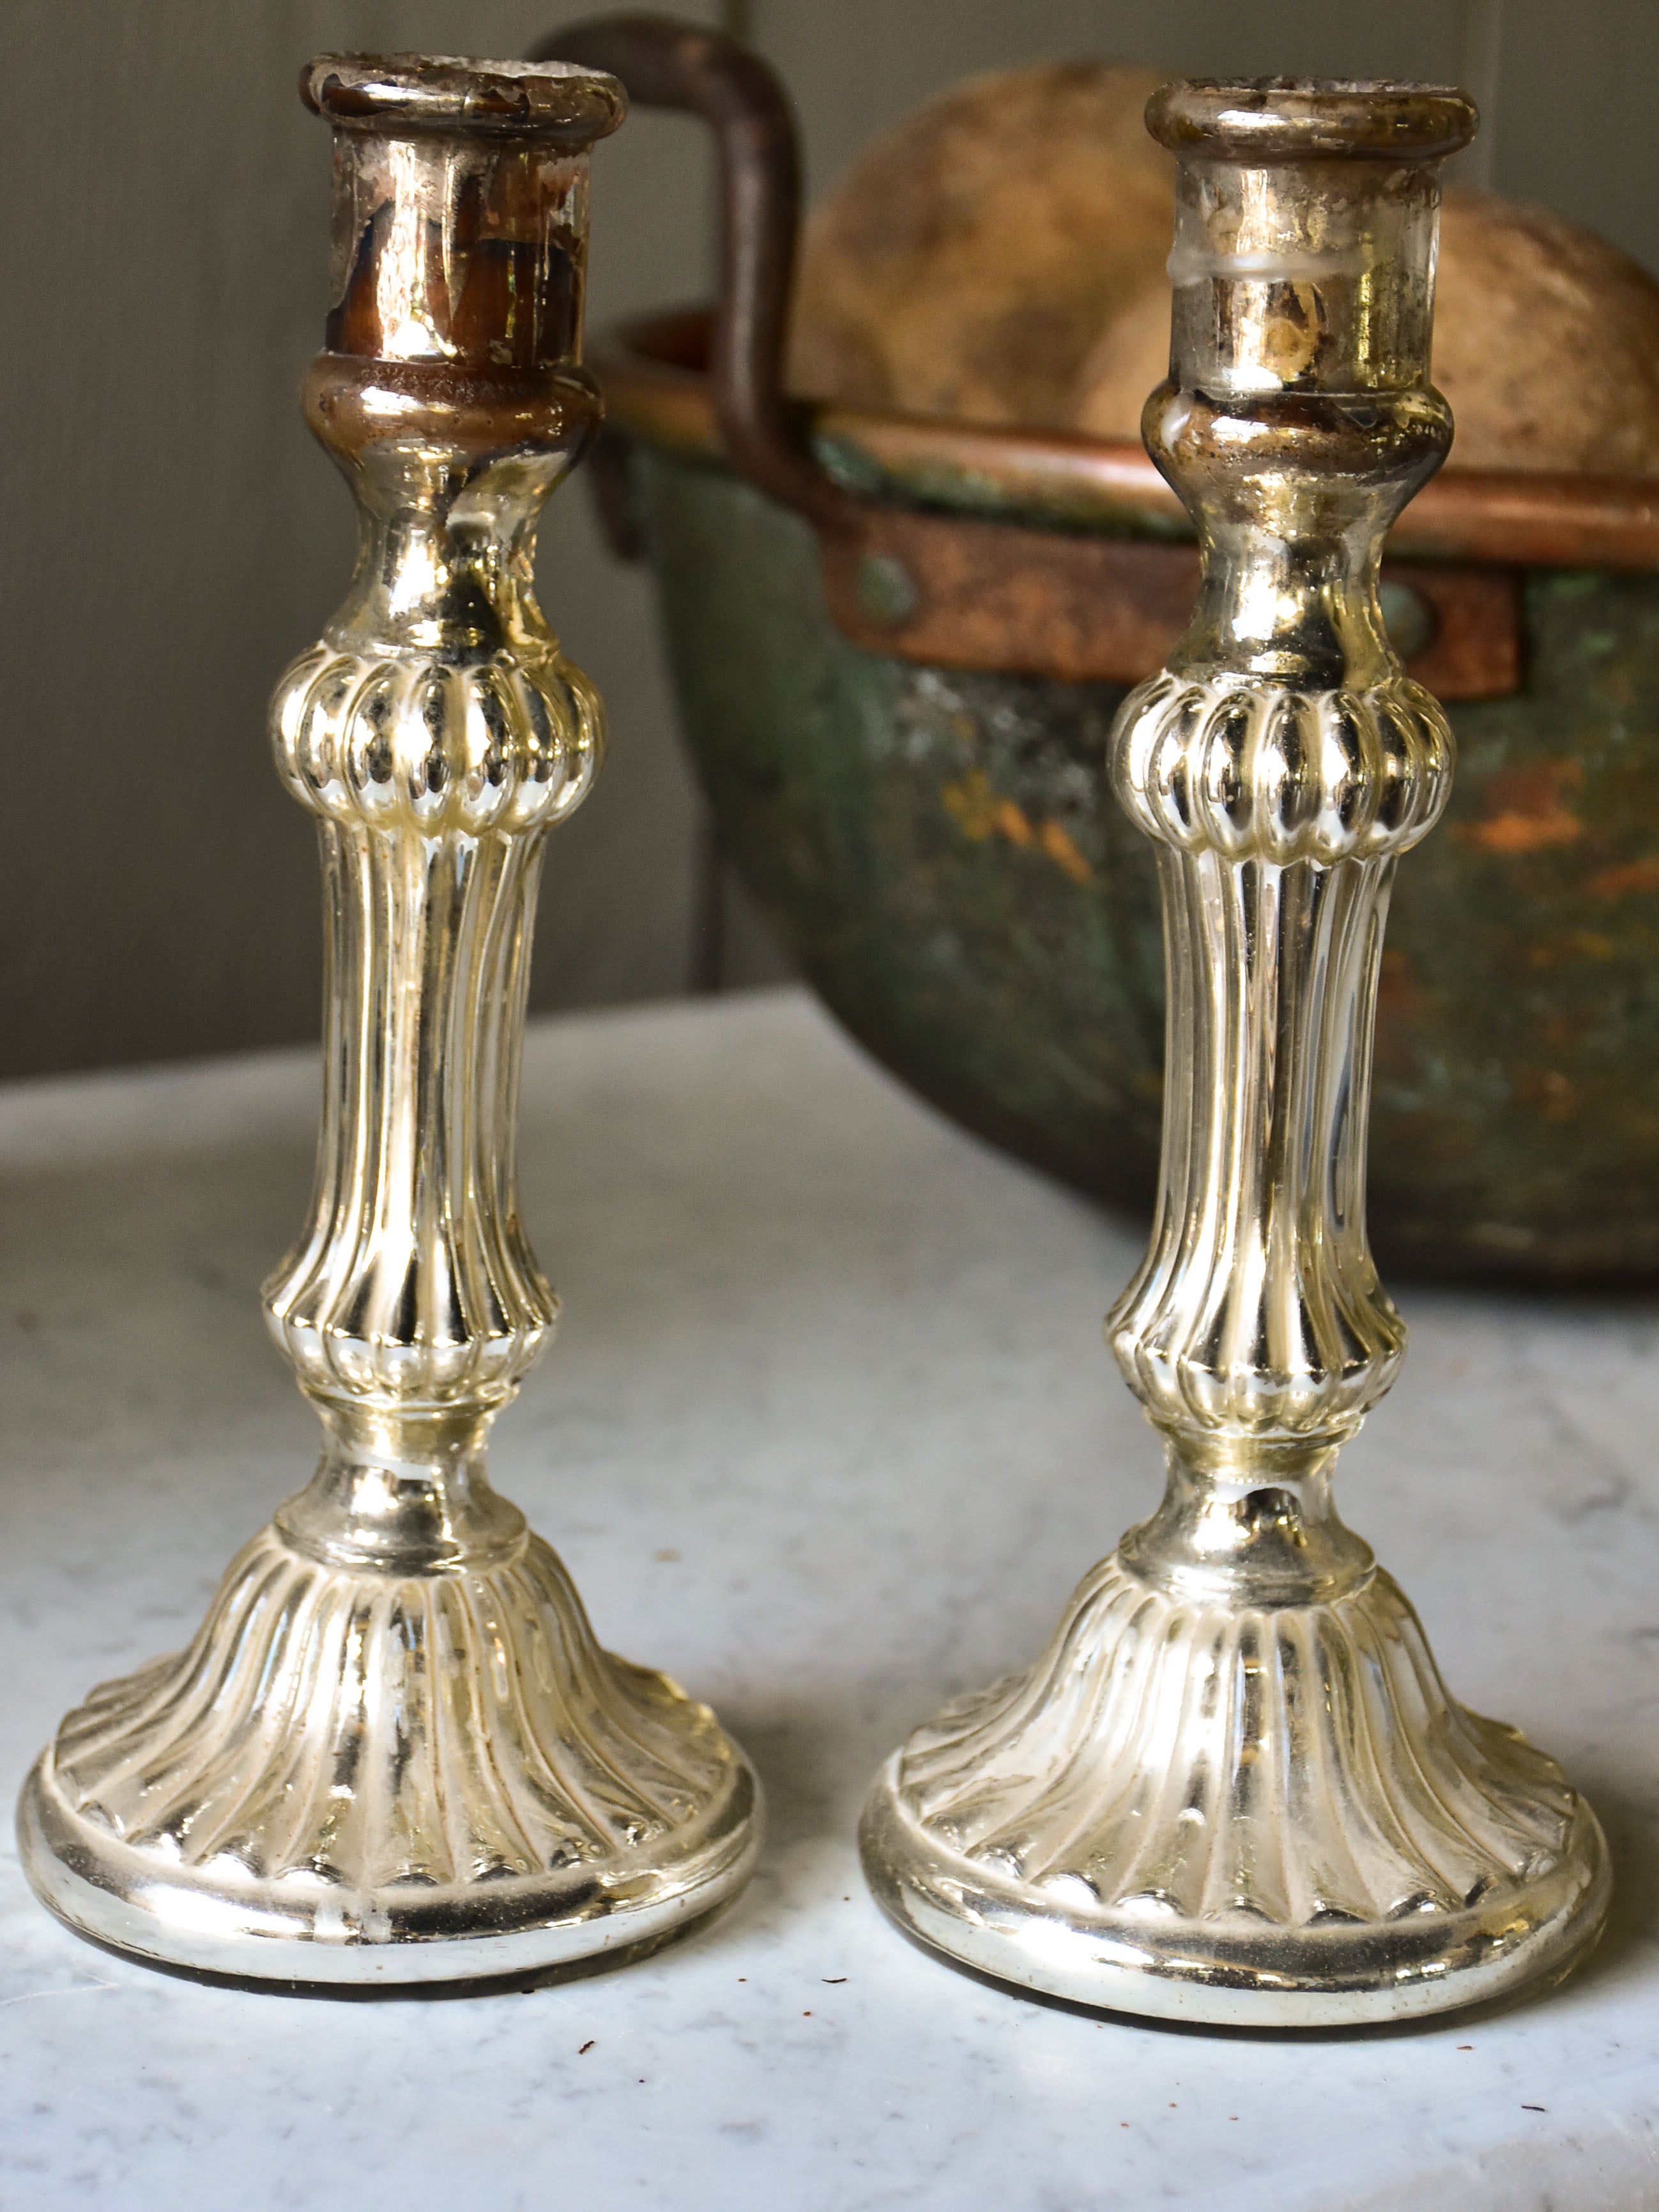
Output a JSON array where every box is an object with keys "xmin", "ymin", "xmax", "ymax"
[
  {"xmin": 860, "ymin": 1553, "xmax": 1610, "ymax": 2027},
  {"xmin": 19, "ymin": 1745, "xmax": 758, "ymax": 1990},
  {"xmin": 861, "ymin": 1759, "xmax": 1607, "ymax": 2026},
  {"xmin": 17, "ymin": 1524, "xmax": 761, "ymax": 1989}
]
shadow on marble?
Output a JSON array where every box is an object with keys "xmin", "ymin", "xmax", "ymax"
[{"xmin": 1559, "ymin": 1779, "xmax": 1659, "ymax": 1990}]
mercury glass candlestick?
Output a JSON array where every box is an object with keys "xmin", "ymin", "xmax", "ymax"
[
  {"xmin": 861, "ymin": 79, "xmax": 1609, "ymax": 2025},
  {"xmin": 18, "ymin": 53, "xmax": 760, "ymax": 1986}
]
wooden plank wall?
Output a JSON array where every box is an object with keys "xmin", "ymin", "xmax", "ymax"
[{"xmin": 1, "ymin": 0, "xmax": 1652, "ymax": 1077}]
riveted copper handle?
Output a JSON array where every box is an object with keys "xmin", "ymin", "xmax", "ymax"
[{"xmin": 531, "ymin": 12, "xmax": 855, "ymax": 531}]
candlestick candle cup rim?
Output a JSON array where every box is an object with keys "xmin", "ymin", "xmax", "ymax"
[
  {"xmin": 301, "ymin": 52, "xmax": 626, "ymax": 144},
  {"xmin": 1147, "ymin": 78, "xmax": 1477, "ymax": 163}
]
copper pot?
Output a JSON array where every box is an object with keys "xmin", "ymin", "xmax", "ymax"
[{"xmin": 547, "ymin": 15, "xmax": 1659, "ymax": 1281}]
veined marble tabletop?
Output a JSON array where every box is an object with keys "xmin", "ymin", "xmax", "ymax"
[{"xmin": 1, "ymin": 987, "xmax": 1655, "ymax": 2211}]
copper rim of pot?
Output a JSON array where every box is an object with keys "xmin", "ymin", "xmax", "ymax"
[{"xmin": 537, "ymin": 14, "xmax": 1659, "ymax": 702}]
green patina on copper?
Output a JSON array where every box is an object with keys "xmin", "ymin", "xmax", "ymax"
[{"xmin": 636, "ymin": 444, "xmax": 1659, "ymax": 1281}]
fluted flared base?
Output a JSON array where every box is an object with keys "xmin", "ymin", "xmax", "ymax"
[
  {"xmin": 19, "ymin": 1523, "xmax": 760, "ymax": 1986},
  {"xmin": 860, "ymin": 1553, "xmax": 1607, "ymax": 2024}
]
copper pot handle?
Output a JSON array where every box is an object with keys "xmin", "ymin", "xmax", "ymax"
[{"xmin": 531, "ymin": 12, "xmax": 855, "ymax": 533}]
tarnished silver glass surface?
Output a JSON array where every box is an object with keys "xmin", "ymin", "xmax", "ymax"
[
  {"xmin": 17, "ymin": 52, "xmax": 760, "ymax": 1987},
  {"xmin": 860, "ymin": 80, "xmax": 1609, "ymax": 2025}
]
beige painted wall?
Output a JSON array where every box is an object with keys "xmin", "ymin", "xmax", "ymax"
[{"xmin": 2, "ymin": 0, "xmax": 1653, "ymax": 1077}]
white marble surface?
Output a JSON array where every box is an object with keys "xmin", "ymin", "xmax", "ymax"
[{"xmin": 1, "ymin": 987, "xmax": 1656, "ymax": 2210}]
